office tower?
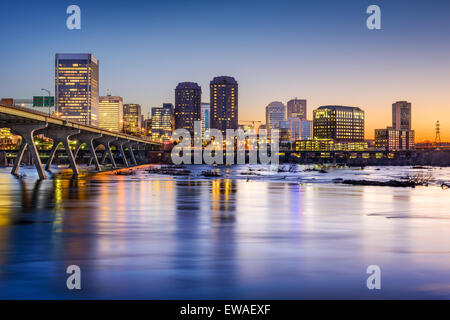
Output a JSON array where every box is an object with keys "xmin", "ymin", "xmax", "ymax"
[
  {"xmin": 375, "ymin": 101, "xmax": 414, "ymax": 151},
  {"xmin": 300, "ymin": 120, "xmax": 313, "ymax": 140},
  {"xmin": 392, "ymin": 101, "xmax": 412, "ymax": 130},
  {"xmin": 265, "ymin": 101, "xmax": 286, "ymax": 137},
  {"xmin": 210, "ymin": 76, "xmax": 238, "ymax": 135},
  {"xmin": 55, "ymin": 53, "xmax": 99, "ymax": 125},
  {"xmin": 313, "ymin": 105, "xmax": 364, "ymax": 141},
  {"xmin": 174, "ymin": 82, "xmax": 202, "ymax": 134},
  {"xmin": 123, "ymin": 103, "xmax": 142, "ymax": 135},
  {"xmin": 201, "ymin": 103, "xmax": 210, "ymax": 137},
  {"xmin": 151, "ymin": 103, "xmax": 174, "ymax": 142},
  {"xmin": 98, "ymin": 95, "xmax": 123, "ymax": 132},
  {"xmin": 287, "ymin": 98, "xmax": 307, "ymax": 120}
]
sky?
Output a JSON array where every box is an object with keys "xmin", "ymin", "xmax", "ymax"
[{"xmin": 1, "ymin": 0, "xmax": 450, "ymax": 141}]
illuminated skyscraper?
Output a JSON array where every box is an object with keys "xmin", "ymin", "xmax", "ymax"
[
  {"xmin": 98, "ymin": 95, "xmax": 123, "ymax": 132},
  {"xmin": 265, "ymin": 101, "xmax": 286, "ymax": 137},
  {"xmin": 55, "ymin": 53, "xmax": 99, "ymax": 125},
  {"xmin": 123, "ymin": 103, "xmax": 142, "ymax": 136},
  {"xmin": 210, "ymin": 76, "xmax": 238, "ymax": 135},
  {"xmin": 151, "ymin": 103, "xmax": 174, "ymax": 142},
  {"xmin": 313, "ymin": 106, "xmax": 364, "ymax": 141},
  {"xmin": 392, "ymin": 101, "xmax": 412, "ymax": 130},
  {"xmin": 175, "ymin": 82, "xmax": 202, "ymax": 134},
  {"xmin": 287, "ymin": 98, "xmax": 307, "ymax": 120}
]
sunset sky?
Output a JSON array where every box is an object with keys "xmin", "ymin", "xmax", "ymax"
[{"xmin": 1, "ymin": 0, "xmax": 449, "ymax": 141}]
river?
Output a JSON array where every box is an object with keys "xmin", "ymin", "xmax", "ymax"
[{"xmin": 0, "ymin": 165, "xmax": 449, "ymax": 299}]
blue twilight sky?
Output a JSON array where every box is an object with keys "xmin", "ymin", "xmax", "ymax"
[{"xmin": 1, "ymin": 0, "xmax": 450, "ymax": 140}]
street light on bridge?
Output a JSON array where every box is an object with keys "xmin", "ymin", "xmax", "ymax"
[{"xmin": 41, "ymin": 88, "xmax": 51, "ymax": 116}]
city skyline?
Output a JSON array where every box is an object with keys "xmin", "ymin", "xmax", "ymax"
[{"xmin": 1, "ymin": 0, "xmax": 450, "ymax": 141}]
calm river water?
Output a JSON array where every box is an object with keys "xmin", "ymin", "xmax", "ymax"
[{"xmin": 0, "ymin": 165, "xmax": 449, "ymax": 299}]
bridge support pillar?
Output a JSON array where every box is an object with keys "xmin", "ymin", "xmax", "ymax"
[
  {"xmin": 125, "ymin": 142, "xmax": 138, "ymax": 166},
  {"xmin": 112, "ymin": 140, "xmax": 129, "ymax": 167},
  {"xmin": 73, "ymin": 133, "xmax": 103, "ymax": 171},
  {"xmin": 97, "ymin": 137, "xmax": 118, "ymax": 168},
  {"xmin": 10, "ymin": 123, "xmax": 48, "ymax": 180},
  {"xmin": 44, "ymin": 128, "xmax": 80, "ymax": 175}
]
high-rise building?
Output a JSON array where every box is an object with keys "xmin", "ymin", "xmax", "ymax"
[
  {"xmin": 375, "ymin": 101, "xmax": 414, "ymax": 151},
  {"xmin": 313, "ymin": 106, "xmax": 365, "ymax": 141},
  {"xmin": 151, "ymin": 103, "xmax": 174, "ymax": 142},
  {"xmin": 287, "ymin": 99, "xmax": 307, "ymax": 120},
  {"xmin": 392, "ymin": 101, "xmax": 412, "ymax": 130},
  {"xmin": 98, "ymin": 95, "xmax": 123, "ymax": 132},
  {"xmin": 55, "ymin": 53, "xmax": 99, "ymax": 125},
  {"xmin": 123, "ymin": 103, "xmax": 142, "ymax": 136},
  {"xmin": 210, "ymin": 76, "xmax": 238, "ymax": 135},
  {"xmin": 174, "ymin": 82, "xmax": 202, "ymax": 134},
  {"xmin": 265, "ymin": 101, "xmax": 286, "ymax": 137},
  {"xmin": 201, "ymin": 103, "xmax": 210, "ymax": 137}
]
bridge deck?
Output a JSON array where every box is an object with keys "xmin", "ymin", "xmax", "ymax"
[
  {"xmin": 0, "ymin": 103, "xmax": 161, "ymax": 179},
  {"xmin": 0, "ymin": 103, "xmax": 160, "ymax": 145}
]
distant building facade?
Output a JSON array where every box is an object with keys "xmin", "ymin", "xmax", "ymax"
[
  {"xmin": 174, "ymin": 82, "xmax": 201, "ymax": 135},
  {"xmin": 287, "ymin": 98, "xmax": 307, "ymax": 120},
  {"xmin": 123, "ymin": 103, "xmax": 142, "ymax": 135},
  {"xmin": 279, "ymin": 121, "xmax": 291, "ymax": 144},
  {"xmin": 295, "ymin": 139, "xmax": 368, "ymax": 152},
  {"xmin": 201, "ymin": 103, "xmax": 210, "ymax": 137},
  {"xmin": 55, "ymin": 53, "xmax": 99, "ymax": 125},
  {"xmin": 143, "ymin": 118, "xmax": 152, "ymax": 137},
  {"xmin": 152, "ymin": 103, "xmax": 174, "ymax": 142},
  {"xmin": 98, "ymin": 95, "xmax": 123, "ymax": 132},
  {"xmin": 392, "ymin": 101, "xmax": 412, "ymax": 130},
  {"xmin": 210, "ymin": 76, "xmax": 238, "ymax": 135},
  {"xmin": 300, "ymin": 120, "xmax": 313, "ymax": 140},
  {"xmin": 313, "ymin": 105, "xmax": 365, "ymax": 141},
  {"xmin": 266, "ymin": 101, "xmax": 286, "ymax": 138},
  {"xmin": 375, "ymin": 128, "xmax": 415, "ymax": 151},
  {"xmin": 375, "ymin": 101, "xmax": 415, "ymax": 151}
]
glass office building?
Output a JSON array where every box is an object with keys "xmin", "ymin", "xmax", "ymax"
[
  {"xmin": 123, "ymin": 104, "xmax": 142, "ymax": 136},
  {"xmin": 98, "ymin": 95, "xmax": 123, "ymax": 132},
  {"xmin": 265, "ymin": 101, "xmax": 286, "ymax": 138},
  {"xmin": 313, "ymin": 105, "xmax": 365, "ymax": 141},
  {"xmin": 201, "ymin": 103, "xmax": 210, "ymax": 137},
  {"xmin": 175, "ymin": 82, "xmax": 202, "ymax": 135},
  {"xmin": 210, "ymin": 76, "xmax": 238, "ymax": 135},
  {"xmin": 151, "ymin": 103, "xmax": 174, "ymax": 142},
  {"xmin": 55, "ymin": 53, "xmax": 99, "ymax": 126}
]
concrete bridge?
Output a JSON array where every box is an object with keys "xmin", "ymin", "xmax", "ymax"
[{"xmin": 0, "ymin": 103, "xmax": 161, "ymax": 179}]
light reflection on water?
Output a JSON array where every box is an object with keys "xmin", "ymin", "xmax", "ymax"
[{"xmin": 0, "ymin": 166, "xmax": 449, "ymax": 299}]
